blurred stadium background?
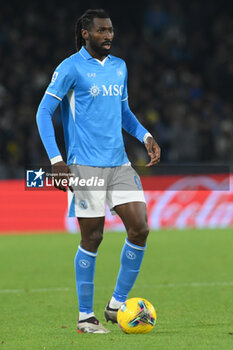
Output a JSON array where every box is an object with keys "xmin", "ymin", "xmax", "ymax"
[{"xmin": 0, "ymin": 0, "xmax": 232, "ymax": 232}]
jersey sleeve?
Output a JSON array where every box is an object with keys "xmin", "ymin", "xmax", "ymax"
[
  {"xmin": 36, "ymin": 93, "xmax": 61, "ymax": 160},
  {"xmin": 46, "ymin": 57, "xmax": 76, "ymax": 101},
  {"xmin": 122, "ymin": 99, "xmax": 148, "ymax": 143}
]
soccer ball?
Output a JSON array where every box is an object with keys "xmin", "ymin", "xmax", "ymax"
[{"xmin": 117, "ymin": 297, "xmax": 156, "ymax": 334}]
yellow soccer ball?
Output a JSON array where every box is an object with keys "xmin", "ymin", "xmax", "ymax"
[{"xmin": 117, "ymin": 297, "xmax": 157, "ymax": 334}]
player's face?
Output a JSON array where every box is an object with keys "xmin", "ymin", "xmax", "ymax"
[{"xmin": 87, "ymin": 18, "xmax": 114, "ymax": 57}]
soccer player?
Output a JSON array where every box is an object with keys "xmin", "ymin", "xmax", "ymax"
[{"xmin": 36, "ymin": 9, "xmax": 160, "ymax": 333}]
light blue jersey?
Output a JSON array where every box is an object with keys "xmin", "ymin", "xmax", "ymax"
[{"xmin": 37, "ymin": 46, "xmax": 148, "ymax": 166}]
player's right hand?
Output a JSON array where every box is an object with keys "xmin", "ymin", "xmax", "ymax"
[
  {"xmin": 144, "ymin": 137, "xmax": 161, "ymax": 167},
  {"xmin": 51, "ymin": 161, "xmax": 74, "ymax": 192}
]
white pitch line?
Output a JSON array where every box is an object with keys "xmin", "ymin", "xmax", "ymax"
[
  {"xmin": 136, "ymin": 281, "xmax": 233, "ymax": 288},
  {"xmin": 0, "ymin": 287, "xmax": 71, "ymax": 294},
  {"xmin": 0, "ymin": 281, "xmax": 233, "ymax": 294},
  {"xmin": 0, "ymin": 289, "xmax": 25, "ymax": 294}
]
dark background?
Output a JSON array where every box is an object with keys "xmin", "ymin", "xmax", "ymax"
[{"xmin": 1, "ymin": 0, "xmax": 233, "ymax": 178}]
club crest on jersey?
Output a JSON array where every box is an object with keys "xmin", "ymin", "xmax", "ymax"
[
  {"xmin": 117, "ymin": 69, "xmax": 123, "ymax": 76},
  {"xmin": 89, "ymin": 84, "xmax": 124, "ymax": 98}
]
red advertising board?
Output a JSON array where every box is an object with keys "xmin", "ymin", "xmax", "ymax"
[{"xmin": 0, "ymin": 175, "xmax": 232, "ymax": 233}]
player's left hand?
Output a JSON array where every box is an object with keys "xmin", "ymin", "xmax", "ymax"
[{"xmin": 144, "ymin": 137, "xmax": 161, "ymax": 167}]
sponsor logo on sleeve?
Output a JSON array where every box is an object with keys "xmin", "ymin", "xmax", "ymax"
[{"xmin": 51, "ymin": 71, "xmax": 59, "ymax": 83}]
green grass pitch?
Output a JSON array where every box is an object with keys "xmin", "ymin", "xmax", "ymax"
[{"xmin": 0, "ymin": 228, "xmax": 233, "ymax": 350}]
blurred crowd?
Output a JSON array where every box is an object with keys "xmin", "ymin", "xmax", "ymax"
[{"xmin": 0, "ymin": 0, "xmax": 233, "ymax": 178}]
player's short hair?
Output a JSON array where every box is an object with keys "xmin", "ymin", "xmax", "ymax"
[{"xmin": 75, "ymin": 9, "xmax": 110, "ymax": 51}]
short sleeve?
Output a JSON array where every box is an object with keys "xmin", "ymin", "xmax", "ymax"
[
  {"xmin": 121, "ymin": 62, "xmax": 128, "ymax": 102},
  {"xmin": 46, "ymin": 57, "xmax": 76, "ymax": 101}
]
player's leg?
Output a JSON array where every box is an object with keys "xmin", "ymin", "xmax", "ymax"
[
  {"xmin": 115, "ymin": 201, "xmax": 149, "ymax": 246},
  {"xmin": 105, "ymin": 202, "xmax": 149, "ymax": 323},
  {"xmin": 74, "ymin": 217, "xmax": 104, "ymax": 320},
  {"xmin": 78, "ymin": 216, "xmax": 105, "ymax": 252},
  {"xmin": 69, "ymin": 165, "xmax": 109, "ymax": 332},
  {"xmin": 75, "ymin": 216, "xmax": 109, "ymax": 333}
]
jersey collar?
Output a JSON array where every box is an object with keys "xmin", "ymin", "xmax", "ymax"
[{"xmin": 79, "ymin": 46, "xmax": 111, "ymax": 61}]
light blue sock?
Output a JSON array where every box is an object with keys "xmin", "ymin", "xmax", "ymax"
[
  {"xmin": 74, "ymin": 245, "xmax": 97, "ymax": 313},
  {"xmin": 113, "ymin": 238, "xmax": 146, "ymax": 302}
]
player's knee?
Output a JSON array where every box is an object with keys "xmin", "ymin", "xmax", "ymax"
[
  {"xmin": 127, "ymin": 223, "xmax": 149, "ymax": 247},
  {"xmin": 81, "ymin": 230, "xmax": 103, "ymax": 252},
  {"xmin": 92, "ymin": 230, "xmax": 103, "ymax": 249}
]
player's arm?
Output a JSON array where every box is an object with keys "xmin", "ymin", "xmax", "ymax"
[
  {"xmin": 36, "ymin": 94, "xmax": 73, "ymax": 192},
  {"xmin": 36, "ymin": 58, "xmax": 76, "ymax": 191},
  {"xmin": 122, "ymin": 99, "xmax": 160, "ymax": 166},
  {"xmin": 36, "ymin": 93, "xmax": 61, "ymax": 162}
]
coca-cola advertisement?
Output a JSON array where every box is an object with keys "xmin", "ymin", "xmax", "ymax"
[
  {"xmin": 0, "ymin": 174, "xmax": 232, "ymax": 233},
  {"xmin": 104, "ymin": 174, "xmax": 233, "ymax": 230}
]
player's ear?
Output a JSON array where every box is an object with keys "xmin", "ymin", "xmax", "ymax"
[{"xmin": 81, "ymin": 29, "xmax": 89, "ymax": 41}]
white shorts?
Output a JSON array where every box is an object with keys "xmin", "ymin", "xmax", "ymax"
[{"xmin": 67, "ymin": 164, "xmax": 145, "ymax": 218}]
